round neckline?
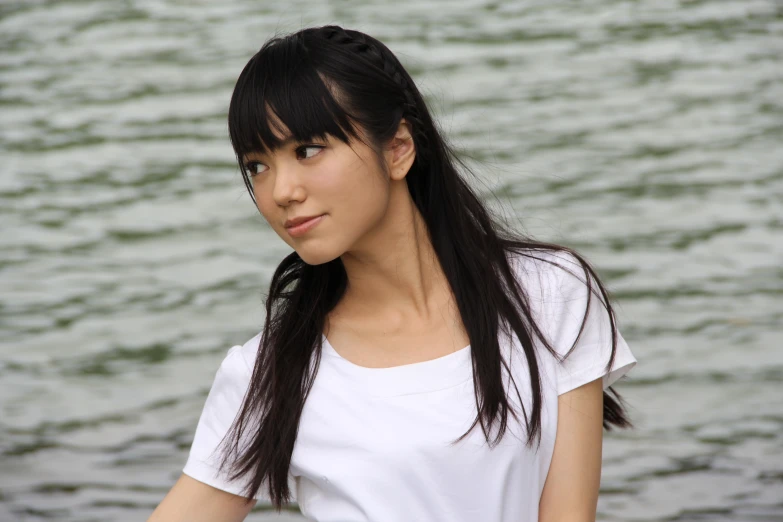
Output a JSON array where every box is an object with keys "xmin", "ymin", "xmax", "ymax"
[
  {"xmin": 322, "ymin": 333, "xmax": 470, "ymax": 370},
  {"xmin": 320, "ymin": 333, "xmax": 473, "ymax": 397}
]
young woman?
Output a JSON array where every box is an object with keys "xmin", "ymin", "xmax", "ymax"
[{"xmin": 149, "ymin": 25, "xmax": 637, "ymax": 522}]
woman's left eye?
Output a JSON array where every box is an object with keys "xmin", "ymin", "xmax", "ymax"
[{"xmin": 297, "ymin": 145, "xmax": 323, "ymax": 160}]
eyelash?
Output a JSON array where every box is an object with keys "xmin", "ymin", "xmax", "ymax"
[{"xmin": 244, "ymin": 145, "xmax": 324, "ymax": 177}]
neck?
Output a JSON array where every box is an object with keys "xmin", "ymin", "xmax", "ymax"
[{"xmin": 337, "ymin": 182, "xmax": 450, "ymax": 331}]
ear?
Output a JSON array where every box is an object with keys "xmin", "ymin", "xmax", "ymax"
[{"xmin": 385, "ymin": 119, "xmax": 416, "ymax": 181}]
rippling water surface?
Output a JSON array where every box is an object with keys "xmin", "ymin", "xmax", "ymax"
[{"xmin": 1, "ymin": 0, "xmax": 782, "ymax": 520}]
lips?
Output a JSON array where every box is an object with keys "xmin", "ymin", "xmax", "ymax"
[
  {"xmin": 285, "ymin": 214, "xmax": 324, "ymax": 229},
  {"xmin": 284, "ymin": 214, "xmax": 326, "ymax": 237}
]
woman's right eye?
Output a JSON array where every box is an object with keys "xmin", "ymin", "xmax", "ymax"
[{"xmin": 245, "ymin": 161, "xmax": 267, "ymax": 176}]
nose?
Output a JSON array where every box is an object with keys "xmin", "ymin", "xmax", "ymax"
[{"xmin": 271, "ymin": 161, "xmax": 307, "ymax": 207}]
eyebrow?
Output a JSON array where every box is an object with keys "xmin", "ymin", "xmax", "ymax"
[
  {"xmin": 245, "ymin": 136, "xmax": 299, "ymax": 161},
  {"xmin": 271, "ymin": 136, "xmax": 297, "ymax": 151}
]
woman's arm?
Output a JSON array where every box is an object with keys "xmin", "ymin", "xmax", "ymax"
[
  {"xmin": 539, "ymin": 377, "xmax": 604, "ymax": 522},
  {"xmin": 147, "ymin": 473, "xmax": 257, "ymax": 522}
]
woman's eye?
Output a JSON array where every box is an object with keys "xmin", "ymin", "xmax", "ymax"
[
  {"xmin": 246, "ymin": 162, "xmax": 267, "ymax": 176},
  {"xmin": 297, "ymin": 145, "xmax": 323, "ymax": 160},
  {"xmin": 244, "ymin": 145, "xmax": 321, "ymax": 176}
]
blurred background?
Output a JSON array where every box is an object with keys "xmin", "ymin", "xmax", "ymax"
[{"xmin": 1, "ymin": 0, "xmax": 782, "ymax": 521}]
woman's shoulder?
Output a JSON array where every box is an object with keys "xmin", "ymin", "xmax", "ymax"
[
  {"xmin": 193, "ymin": 333, "xmax": 262, "ymax": 430},
  {"xmin": 506, "ymin": 247, "xmax": 637, "ymax": 394},
  {"xmin": 507, "ymin": 248, "xmax": 592, "ymax": 299},
  {"xmin": 208, "ymin": 332, "xmax": 262, "ymax": 392},
  {"xmin": 223, "ymin": 331, "xmax": 262, "ymax": 378},
  {"xmin": 506, "ymin": 247, "xmax": 613, "ymax": 343}
]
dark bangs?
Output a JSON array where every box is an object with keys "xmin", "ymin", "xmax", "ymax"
[{"xmin": 227, "ymin": 37, "xmax": 360, "ymax": 176}]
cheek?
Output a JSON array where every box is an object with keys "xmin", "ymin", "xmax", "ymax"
[
  {"xmin": 253, "ymin": 192, "xmax": 281, "ymax": 230},
  {"xmin": 320, "ymin": 156, "xmax": 388, "ymax": 215}
]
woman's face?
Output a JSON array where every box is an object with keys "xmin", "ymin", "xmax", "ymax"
[{"xmin": 242, "ymin": 121, "xmax": 393, "ymax": 266}]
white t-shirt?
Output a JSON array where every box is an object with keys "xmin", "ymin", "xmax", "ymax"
[{"xmin": 182, "ymin": 251, "xmax": 638, "ymax": 521}]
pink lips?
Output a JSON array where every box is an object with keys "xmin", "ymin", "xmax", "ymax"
[{"xmin": 285, "ymin": 214, "xmax": 326, "ymax": 237}]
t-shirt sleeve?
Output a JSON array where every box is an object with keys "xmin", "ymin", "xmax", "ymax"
[
  {"xmin": 537, "ymin": 253, "xmax": 638, "ymax": 396},
  {"xmin": 182, "ymin": 344, "xmax": 261, "ymax": 498}
]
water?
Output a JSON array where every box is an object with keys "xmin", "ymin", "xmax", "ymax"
[{"xmin": 1, "ymin": 0, "xmax": 782, "ymax": 520}]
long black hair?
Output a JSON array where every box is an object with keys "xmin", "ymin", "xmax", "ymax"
[{"xmin": 217, "ymin": 24, "xmax": 633, "ymax": 509}]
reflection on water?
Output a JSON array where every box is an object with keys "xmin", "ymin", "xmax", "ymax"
[{"xmin": 1, "ymin": 1, "xmax": 782, "ymax": 520}]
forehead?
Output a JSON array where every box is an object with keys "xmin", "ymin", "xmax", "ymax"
[
  {"xmin": 244, "ymin": 109, "xmax": 294, "ymax": 158},
  {"xmin": 244, "ymin": 140, "xmax": 294, "ymax": 163},
  {"xmin": 264, "ymin": 108, "xmax": 293, "ymax": 145}
]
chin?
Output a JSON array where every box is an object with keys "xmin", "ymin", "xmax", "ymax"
[{"xmin": 294, "ymin": 245, "xmax": 342, "ymax": 266}]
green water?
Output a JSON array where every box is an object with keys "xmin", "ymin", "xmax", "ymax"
[{"xmin": 1, "ymin": 1, "xmax": 782, "ymax": 520}]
